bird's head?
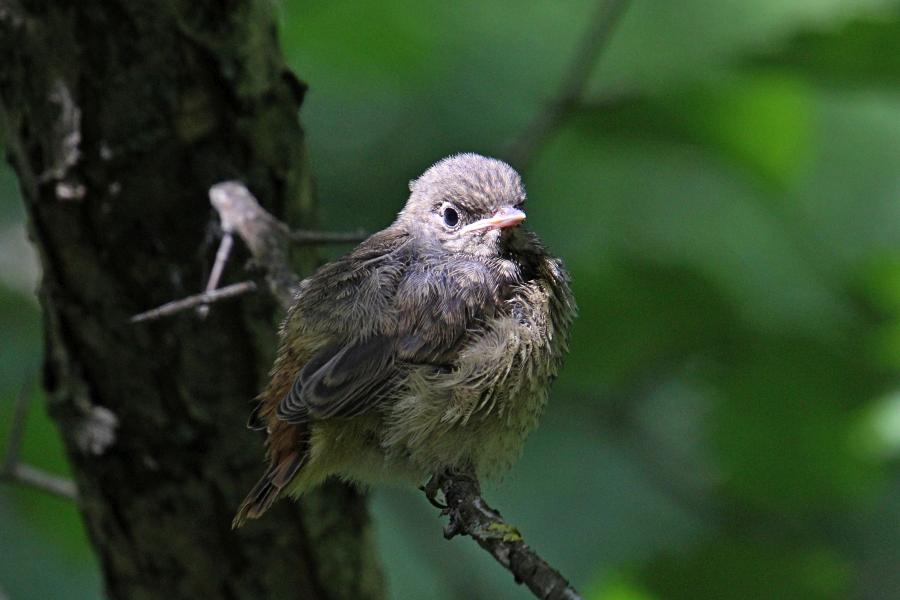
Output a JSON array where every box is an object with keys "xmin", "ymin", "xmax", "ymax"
[{"xmin": 399, "ymin": 153, "xmax": 527, "ymax": 258}]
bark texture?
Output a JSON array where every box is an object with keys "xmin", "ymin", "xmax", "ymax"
[{"xmin": 0, "ymin": 1, "xmax": 383, "ymax": 599}]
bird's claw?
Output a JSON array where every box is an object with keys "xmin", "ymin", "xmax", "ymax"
[
  {"xmin": 442, "ymin": 514, "xmax": 462, "ymax": 539},
  {"xmin": 422, "ymin": 472, "xmax": 448, "ymax": 510}
]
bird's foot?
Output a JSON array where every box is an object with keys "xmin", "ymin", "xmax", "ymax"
[
  {"xmin": 439, "ymin": 468, "xmax": 473, "ymax": 539},
  {"xmin": 420, "ymin": 472, "xmax": 448, "ymax": 510}
]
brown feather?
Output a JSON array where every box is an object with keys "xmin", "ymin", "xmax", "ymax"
[{"xmin": 232, "ymin": 422, "xmax": 308, "ymax": 528}]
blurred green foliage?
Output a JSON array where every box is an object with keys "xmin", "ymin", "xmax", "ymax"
[{"xmin": 3, "ymin": 1, "xmax": 900, "ymax": 598}]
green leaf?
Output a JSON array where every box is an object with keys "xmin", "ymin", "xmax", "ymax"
[
  {"xmin": 588, "ymin": 0, "xmax": 900, "ymax": 95},
  {"xmin": 680, "ymin": 73, "xmax": 815, "ymax": 187},
  {"xmin": 573, "ymin": 71, "xmax": 816, "ymax": 187},
  {"xmin": 527, "ymin": 128, "xmax": 847, "ymax": 353},
  {"xmin": 753, "ymin": 14, "xmax": 900, "ymax": 90}
]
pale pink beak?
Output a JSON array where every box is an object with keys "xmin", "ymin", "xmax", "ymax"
[{"xmin": 461, "ymin": 206, "xmax": 526, "ymax": 233}]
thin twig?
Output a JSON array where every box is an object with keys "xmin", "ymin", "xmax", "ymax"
[
  {"xmin": 141, "ymin": 186, "xmax": 361, "ymax": 323},
  {"xmin": 3, "ymin": 463, "xmax": 78, "ymax": 500},
  {"xmin": 197, "ymin": 231, "xmax": 235, "ymax": 318},
  {"xmin": 437, "ymin": 472, "xmax": 582, "ymax": 600},
  {"xmin": 1, "ymin": 376, "xmax": 78, "ymax": 500},
  {"xmin": 290, "ymin": 228, "xmax": 366, "ymax": 245},
  {"xmin": 506, "ymin": 0, "xmax": 631, "ymax": 167},
  {"xmin": 130, "ymin": 280, "xmax": 258, "ymax": 323}
]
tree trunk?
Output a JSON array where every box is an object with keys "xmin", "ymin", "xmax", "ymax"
[{"xmin": 0, "ymin": 1, "xmax": 383, "ymax": 598}]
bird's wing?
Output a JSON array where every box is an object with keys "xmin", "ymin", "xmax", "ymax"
[
  {"xmin": 276, "ymin": 335, "xmax": 398, "ymax": 422},
  {"xmin": 275, "ymin": 247, "xmax": 503, "ymax": 424}
]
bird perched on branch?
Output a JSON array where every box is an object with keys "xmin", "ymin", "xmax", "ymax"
[{"xmin": 234, "ymin": 153, "xmax": 575, "ymax": 527}]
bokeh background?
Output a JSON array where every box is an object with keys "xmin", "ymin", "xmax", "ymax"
[{"xmin": 3, "ymin": 0, "xmax": 900, "ymax": 598}]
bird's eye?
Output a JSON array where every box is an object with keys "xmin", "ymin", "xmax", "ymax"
[
  {"xmin": 514, "ymin": 199, "xmax": 525, "ymax": 210},
  {"xmin": 441, "ymin": 204, "xmax": 460, "ymax": 229}
]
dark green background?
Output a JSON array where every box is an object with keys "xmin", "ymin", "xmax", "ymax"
[{"xmin": 3, "ymin": 1, "xmax": 900, "ymax": 598}]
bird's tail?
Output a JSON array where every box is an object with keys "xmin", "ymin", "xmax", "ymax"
[{"xmin": 232, "ymin": 451, "xmax": 304, "ymax": 528}]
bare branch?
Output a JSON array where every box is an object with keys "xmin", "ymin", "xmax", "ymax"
[
  {"xmin": 290, "ymin": 228, "xmax": 367, "ymax": 245},
  {"xmin": 209, "ymin": 182, "xmax": 298, "ymax": 308},
  {"xmin": 3, "ymin": 462, "xmax": 78, "ymax": 500},
  {"xmin": 130, "ymin": 280, "xmax": 258, "ymax": 323},
  {"xmin": 436, "ymin": 472, "xmax": 582, "ymax": 600},
  {"xmin": 133, "ymin": 185, "xmax": 363, "ymax": 325},
  {"xmin": 196, "ymin": 230, "xmax": 235, "ymax": 318},
  {"xmin": 1, "ymin": 376, "xmax": 78, "ymax": 500},
  {"xmin": 506, "ymin": 0, "xmax": 631, "ymax": 167}
]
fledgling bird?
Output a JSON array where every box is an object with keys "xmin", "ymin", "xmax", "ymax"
[{"xmin": 233, "ymin": 153, "xmax": 575, "ymax": 527}]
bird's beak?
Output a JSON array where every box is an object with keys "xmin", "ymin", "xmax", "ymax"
[{"xmin": 461, "ymin": 206, "xmax": 526, "ymax": 233}]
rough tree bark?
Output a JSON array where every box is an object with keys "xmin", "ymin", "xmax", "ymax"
[{"xmin": 0, "ymin": 1, "xmax": 383, "ymax": 599}]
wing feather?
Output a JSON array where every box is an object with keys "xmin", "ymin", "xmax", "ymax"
[
  {"xmin": 274, "ymin": 249, "xmax": 509, "ymax": 425},
  {"xmin": 276, "ymin": 335, "xmax": 397, "ymax": 422}
]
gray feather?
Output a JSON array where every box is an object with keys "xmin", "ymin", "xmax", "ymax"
[{"xmin": 277, "ymin": 336, "xmax": 398, "ymax": 422}]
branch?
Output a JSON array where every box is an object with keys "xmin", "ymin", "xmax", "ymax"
[
  {"xmin": 290, "ymin": 228, "xmax": 367, "ymax": 245},
  {"xmin": 1, "ymin": 375, "xmax": 78, "ymax": 500},
  {"xmin": 196, "ymin": 230, "xmax": 235, "ymax": 318},
  {"xmin": 437, "ymin": 473, "xmax": 581, "ymax": 600},
  {"xmin": 131, "ymin": 280, "xmax": 258, "ymax": 323},
  {"xmin": 130, "ymin": 185, "xmax": 366, "ymax": 323},
  {"xmin": 506, "ymin": 0, "xmax": 631, "ymax": 167},
  {"xmin": 207, "ymin": 182, "xmax": 367, "ymax": 307},
  {"xmin": 3, "ymin": 462, "xmax": 78, "ymax": 500},
  {"xmin": 208, "ymin": 181, "xmax": 299, "ymax": 308}
]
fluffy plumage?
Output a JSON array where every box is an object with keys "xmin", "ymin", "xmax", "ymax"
[{"xmin": 234, "ymin": 153, "xmax": 575, "ymax": 527}]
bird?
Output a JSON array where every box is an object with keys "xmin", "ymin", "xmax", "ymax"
[{"xmin": 233, "ymin": 153, "xmax": 575, "ymax": 527}]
